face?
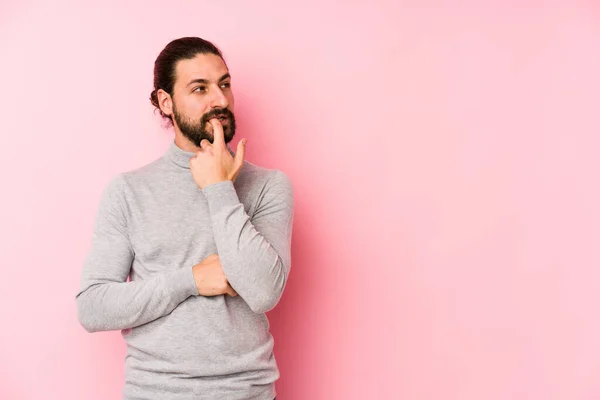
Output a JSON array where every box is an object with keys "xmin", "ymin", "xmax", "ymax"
[{"xmin": 163, "ymin": 53, "xmax": 236, "ymax": 147}]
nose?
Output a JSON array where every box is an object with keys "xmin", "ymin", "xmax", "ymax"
[{"xmin": 210, "ymin": 85, "xmax": 229, "ymax": 109}]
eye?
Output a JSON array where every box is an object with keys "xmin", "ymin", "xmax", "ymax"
[
  {"xmin": 220, "ymin": 82, "xmax": 231, "ymax": 89},
  {"xmin": 193, "ymin": 86, "xmax": 207, "ymax": 93}
]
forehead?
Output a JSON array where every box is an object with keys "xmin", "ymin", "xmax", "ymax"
[{"xmin": 174, "ymin": 53, "xmax": 229, "ymax": 87}]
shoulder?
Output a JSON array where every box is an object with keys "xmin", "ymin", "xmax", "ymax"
[
  {"xmin": 99, "ymin": 156, "xmax": 162, "ymax": 202},
  {"xmin": 101, "ymin": 172, "xmax": 129, "ymax": 199},
  {"xmin": 237, "ymin": 160, "xmax": 294, "ymax": 195},
  {"xmin": 120, "ymin": 156, "xmax": 165, "ymax": 184},
  {"xmin": 102, "ymin": 156, "xmax": 168, "ymax": 201}
]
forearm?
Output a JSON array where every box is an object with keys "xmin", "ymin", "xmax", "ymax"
[
  {"xmin": 202, "ymin": 174, "xmax": 294, "ymax": 314},
  {"xmin": 76, "ymin": 266, "xmax": 198, "ymax": 332},
  {"xmin": 214, "ymin": 204, "xmax": 287, "ymax": 313}
]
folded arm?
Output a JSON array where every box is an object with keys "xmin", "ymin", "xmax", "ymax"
[
  {"xmin": 75, "ymin": 175, "xmax": 198, "ymax": 333},
  {"xmin": 202, "ymin": 170, "xmax": 295, "ymax": 314}
]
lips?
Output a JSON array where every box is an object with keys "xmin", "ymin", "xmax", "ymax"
[{"xmin": 205, "ymin": 111, "xmax": 231, "ymax": 126}]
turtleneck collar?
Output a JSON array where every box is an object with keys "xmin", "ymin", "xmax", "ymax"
[{"xmin": 164, "ymin": 140, "xmax": 236, "ymax": 169}]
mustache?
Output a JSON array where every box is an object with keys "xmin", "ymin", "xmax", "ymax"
[{"xmin": 201, "ymin": 108, "xmax": 235, "ymax": 124}]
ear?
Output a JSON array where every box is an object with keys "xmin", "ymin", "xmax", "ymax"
[{"xmin": 157, "ymin": 89, "xmax": 173, "ymax": 117}]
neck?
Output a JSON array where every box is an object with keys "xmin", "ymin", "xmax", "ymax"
[
  {"xmin": 165, "ymin": 134, "xmax": 236, "ymax": 170},
  {"xmin": 174, "ymin": 131, "xmax": 202, "ymax": 153}
]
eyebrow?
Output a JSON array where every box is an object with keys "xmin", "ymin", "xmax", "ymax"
[{"xmin": 186, "ymin": 73, "xmax": 231, "ymax": 87}]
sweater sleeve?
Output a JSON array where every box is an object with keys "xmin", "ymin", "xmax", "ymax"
[
  {"xmin": 76, "ymin": 174, "xmax": 199, "ymax": 333},
  {"xmin": 201, "ymin": 170, "xmax": 295, "ymax": 314}
]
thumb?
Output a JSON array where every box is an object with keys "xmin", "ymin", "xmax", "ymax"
[
  {"xmin": 225, "ymin": 283, "xmax": 238, "ymax": 297},
  {"xmin": 235, "ymin": 139, "xmax": 247, "ymax": 167}
]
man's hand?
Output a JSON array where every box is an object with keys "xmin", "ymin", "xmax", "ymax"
[
  {"xmin": 192, "ymin": 254, "xmax": 238, "ymax": 297},
  {"xmin": 190, "ymin": 118, "xmax": 247, "ymax": 189}
]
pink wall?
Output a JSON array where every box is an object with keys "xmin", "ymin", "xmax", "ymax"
[{"xmin": 1, "ymin": 1, "xmax": 599, "ymax": 399}]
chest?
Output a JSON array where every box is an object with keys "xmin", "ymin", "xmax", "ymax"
[{"xmin": 127, "ymin": 187, "xmax": 252, "ymax": 268}]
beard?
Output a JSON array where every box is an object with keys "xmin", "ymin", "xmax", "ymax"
[{"xmin": 172, "ymin": 103, "xmax": 236, "ymax": 148}]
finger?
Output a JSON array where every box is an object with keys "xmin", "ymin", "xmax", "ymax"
[
  {"xmin": 235, "ymin": 139, "xmax": 247, "ymax": 168},
  {"xmin": 200, "ymin": 139, "xmax": 212, "ymax": 151},
  {"xmin": 209, "ymin": 118, "xmax": 225, "ymax": 150},
  {"xmin": 225, "ymin": 283, "xmax": 238, "ymax": 297}
]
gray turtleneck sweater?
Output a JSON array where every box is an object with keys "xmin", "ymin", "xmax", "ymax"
[{"xmin": 76, "ymin": 140, "xmax": 294, "ymax": 400}]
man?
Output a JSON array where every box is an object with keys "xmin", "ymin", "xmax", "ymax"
[{"xmin": 76, "ymin": 37, "xmax": 293, "ymax": 400}]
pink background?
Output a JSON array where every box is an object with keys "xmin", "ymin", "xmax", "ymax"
[{"xmin": 1, "ymin": 1, "xmax": 600, "ymax": 399}]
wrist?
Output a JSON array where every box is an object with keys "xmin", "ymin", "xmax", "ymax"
[{"xmin": 201, "ymin": 178, "xmax": 230, "ymax": 189}]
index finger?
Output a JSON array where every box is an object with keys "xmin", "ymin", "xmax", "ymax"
[{"xmin": 209, "ymin": 118, "xmax": 225, "ymax": 149}]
